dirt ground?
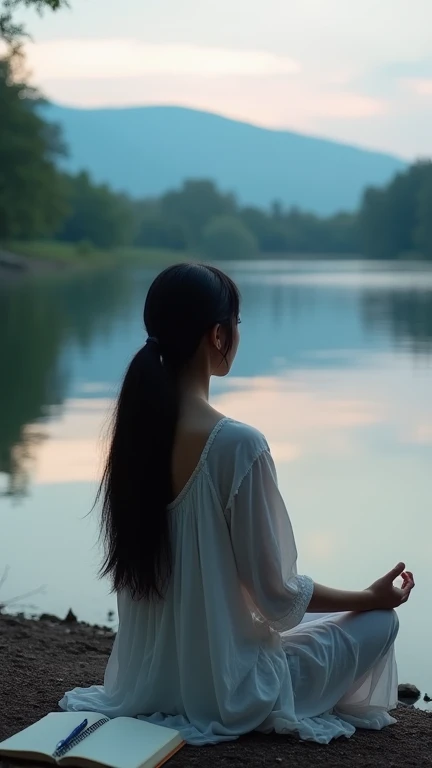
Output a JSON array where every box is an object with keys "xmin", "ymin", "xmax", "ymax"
[{"xmin": 1, "ymin": 612, "xmax": 431, "ymax": 768}]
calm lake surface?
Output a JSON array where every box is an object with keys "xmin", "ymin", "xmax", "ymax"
[{"xmin": 1, "ymin": 260, "xmax": 431, "ymax": 694}]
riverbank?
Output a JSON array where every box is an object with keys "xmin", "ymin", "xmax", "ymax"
[
  {"xmin": 0, "ymin": 242, "xmax": 186, "ymax": 275},
  {"xmin": 2, "ymin": 242, "xmax": 428, "ymax": 278},
  {"xmin": 1, "ymin": 612, "xmax": 430, "ymax": 768}
]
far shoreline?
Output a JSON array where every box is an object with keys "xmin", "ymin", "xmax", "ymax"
[
  {"xmin": 0, "ymin": 243, "xmax": 187, "ymax": 277},
  {"xmin": 1, "ymin": 242, "xmax": 430, "ymax": 280}
]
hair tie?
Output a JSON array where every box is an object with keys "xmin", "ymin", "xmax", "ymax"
[{"xmin": 146, "ymin": 336, "xmax": 159, "ymax": 346}]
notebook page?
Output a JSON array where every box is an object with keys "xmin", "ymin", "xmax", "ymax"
[
  {"xmin": 63, "ymin": 717, "xmax": 182, "ymax": 768},
  {"xmin": 0, "ymin": 713, "xmax": 105, "ymax": 759}
]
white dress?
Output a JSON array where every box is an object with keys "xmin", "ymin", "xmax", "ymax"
[{"xmin": 60, "ymin": 418, "xmax": 399, "ymax": 745}]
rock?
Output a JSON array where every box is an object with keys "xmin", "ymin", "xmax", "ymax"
[
  {"xmin": 64, "ymin": 609, "xmax": 78, "ymax": 624},
  {"xmin": 2, "ymin": 616, "xmax": 20, "ymax": 627},
  {"xmin": 398, "ymin": 683, "xmax": 421, "ymax": 700},
  {"xmin": 0, "ymin": 249, "xmax": 28, "ymax": 273},
  {"xmin": 424, "ymin": 693, "xmax": 432, "ymax": 703},
  {"xmin": 39, "ymin": 613, "xmax": 61, "ymax": 623}
]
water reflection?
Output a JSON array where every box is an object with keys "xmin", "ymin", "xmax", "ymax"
[
  {"xmin": 0, "ymin": 282, "xmax": 65, "ymax": 497},
  {"xmin": 1, "ymin": 261, "xmax": 431, "ymax": 497},
  {"xmin": 0, "ymin": 269, "xmax": 136, "ymax": 496},
  {"xmin": 362, "ymin": 289, "xmax": 432, "ymax": 356},
  {"xmin": 1, "ymin": 261, "xmax": 431, "ymax": 689}
]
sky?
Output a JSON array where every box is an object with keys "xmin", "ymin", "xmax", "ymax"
[{"xmin": 17, "ymin": 0, "xmax": 432, "ymax": 158}]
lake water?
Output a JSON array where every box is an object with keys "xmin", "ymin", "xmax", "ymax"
[{"xmin": 1, "ymin": 260, "xmax": 431, "ymax": 696}]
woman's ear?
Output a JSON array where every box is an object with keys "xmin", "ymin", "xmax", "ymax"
[{"xmin": 209, "ymin": 323, "xmax": 222, "ymax": 351}]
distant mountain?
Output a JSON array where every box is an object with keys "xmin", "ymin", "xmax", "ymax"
[{"xmin": 44, "ymin": 105, "xmax": 406, "ymax": 215}]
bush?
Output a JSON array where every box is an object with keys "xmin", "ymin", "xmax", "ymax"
[
  {"xmin": 202, "ymin": 216, "xmax": 258, "ymax": 260},
  {"xmin": 75, "ymin": 239, "xmax": 93, "ymax": 257}
]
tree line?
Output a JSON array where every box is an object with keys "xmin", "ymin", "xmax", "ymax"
[
  {"xmin": 359, "ymin": 161, "xmax": 432, "ymax": 260},
  {"xmin": 0, "ymin": 53, "xmax": 361, "ymax": 260},
  {"xmin": 1, "ymin": 1, "xmax": 432, "ymax": 260}
]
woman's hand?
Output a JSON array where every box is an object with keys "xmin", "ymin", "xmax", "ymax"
[
  {"xmin": 365, "ymin": 562, "xmax": 415, "ymax": 610},
  {"xmin": 308, "ymin": 563, "xmax": 415, "ymax": 614}
]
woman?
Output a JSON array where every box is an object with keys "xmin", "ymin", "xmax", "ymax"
[{"xmin": 60, "ymin": 263, "xmax": 414, "ymax": 745}]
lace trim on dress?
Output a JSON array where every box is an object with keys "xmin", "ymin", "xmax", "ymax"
[{"xmin": 268, "ymin": 575, "xmax": 315, "ymax": 632}]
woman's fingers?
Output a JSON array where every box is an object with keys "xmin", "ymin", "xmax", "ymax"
[
  {"xmin": 402, "ymin": 570, "xmax": 414, "ymax": 581},
  {"xmin": 401, "ymin": 582, "xmax": 414, "ymax": 602},
  {"xmin": 385, "ymin": 563, "xmax": 406, "ymax": 582},
  {"xmin": 403, "ymin": 573, "xmax": 415, "ymax": 590}
]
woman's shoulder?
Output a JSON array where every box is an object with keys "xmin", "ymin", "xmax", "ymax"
[
  {"xmin": 207, "ymin": 418, "xmax": 271, "ymax": 507},
  {"xmin": 221, "ymin": 417, "xmax": 267, "ymax": 442},
  {"xmin": 212, "ymin": 418, "xmax": 269, "ymax": 463}
]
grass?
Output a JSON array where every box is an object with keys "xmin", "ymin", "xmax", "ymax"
[
  {"xmin": 115, "ymin": 245, "xmax": 193, "ymax": 266},
  {"xmin": 6, "ymin": 241, "xmax": 390, "ymax": 270},
  {"xmin": 5, "ymin": 240, "xmax": 192, "ymax": 269}
]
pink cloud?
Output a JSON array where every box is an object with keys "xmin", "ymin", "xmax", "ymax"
[
  {"xmin": 406, "ymin": 424, "xmax": 432, "ymax": 445},
  {"xmin": 25, "ymin": 38, "xmax": 387, "ymax": 131},
  {"xmin": 401, "ymin": 77, "xmax": 432, "ymax": 96},
  {"xmin": 26, "ymin": 40, "xmax": 301, "ymax": 79}
]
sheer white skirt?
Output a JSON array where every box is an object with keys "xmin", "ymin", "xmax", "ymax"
[
  {"xmin": 268, "ymin": 608, "xmax": 399, "ymax": 742},
  {"xmin": 60, "ymin": 609, "xmax": 399, "ymax": 745}
]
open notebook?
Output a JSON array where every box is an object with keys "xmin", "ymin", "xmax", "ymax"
[{"xmin": 0, "ymin": 712, "xmax": 184, "ymax": 768}]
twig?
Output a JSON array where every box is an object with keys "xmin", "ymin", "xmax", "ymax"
[
  {"xmin": 0, "ymin": 565, "xmax": 10, "ymax": 591},
  {"xmin": 2, "ymin": 584, "xmax": 46, "ymax": 607}
]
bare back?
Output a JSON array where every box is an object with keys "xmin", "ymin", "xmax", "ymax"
[{"xmin": 171, "ymin": 400, "xmax": 226, "ymax": 503}]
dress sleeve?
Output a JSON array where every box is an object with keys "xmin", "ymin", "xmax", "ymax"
[{"xmin": 228, "ymin": 449, "xmax": 314, "ymax": 632}]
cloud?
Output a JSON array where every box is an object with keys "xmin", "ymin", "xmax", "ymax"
[
  {"xmin": 25, "ymin": 39, "xmax": 301, "ymax": 80},
  {"xmin": 13, "ymin": 0, "xmax": 432, "ymax": 156},
  {"xmin": 354, "ymin": 59, "xmax": 432, "ymax": 100},
  {"xmin": 33, "ymin": 71, "xmax": 387, "ymax": 145},
  {"xmin": 25, "ymin": 37, "xmax": 386, "ymax": 127},
  {"xmin": 406, "ymin": 424, "xmax": 432, "ymax": 445},
  {"xmin": 402, "ymin": 78, "xmax": 432, "ymax": 96},
  {"xmin": 383, "ymin": 59, "xmax": 432, "ymax": 79}
]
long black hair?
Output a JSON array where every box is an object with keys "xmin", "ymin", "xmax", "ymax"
[{"xmin": 98, "ymin": 263, "xmax": 240, "ymax": 600}]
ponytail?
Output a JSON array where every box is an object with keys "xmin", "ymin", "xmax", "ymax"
[
  {"xmin": 98, "ymin": 339, "xmax": 177, "ymax": 599},
  {"xmin": 97, "ymin": 263, "xmax": 240, "ymax": 600}
]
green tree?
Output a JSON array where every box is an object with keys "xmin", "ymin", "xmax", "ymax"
[
  {"xmin": 242, "ymin": 205, "xmax": 289, "ymax": 252},
  {"xmin": 133, "ymin": 200, "xmax": 187, "ymax": 250},
  {"xmin": 161, "ymin": 180, "xmax": 236, "ymax": 247},
  {"xmin": 283, "ymin": 207, "xmax": 320, "ymax": 252},
  {"xmin": 0, "ymin": 57, "xmax": 68, "ymax": 240},
  {"xmin": 358, "ymin": 187, "xmax": 390, "ymax": 258},
  {"xmin": 359, "ymin": 162, "xmax": 432, "ymax": 259},
  {"xmin": 241, "ymin": 203, "xmax": 359, "ymax": 255},
  {"xmin": 414, "ymin": 163, "xmax": 432, "ymax": 259},
  {"xmin": 135, "ymin": 213, "xmax": 187, "ymax": 250},
  {"xmin": 58, "ymin": 171, "xmax": 134, "ymax": 249},
  {"xmin": 1, "ymin": 0, "xmax": 67, "ymax": 50},
  {"xmin": 202, "ymin": 216, "xmax": 258, "ymax": 260},
  {"xmin": 325, "ymin": 212, "xmax": 359, "ymax": 254}
]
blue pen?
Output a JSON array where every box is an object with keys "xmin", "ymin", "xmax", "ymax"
[{"xmin": 56, "ymin": 719, "xmax": 88, "ymax": 751}]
